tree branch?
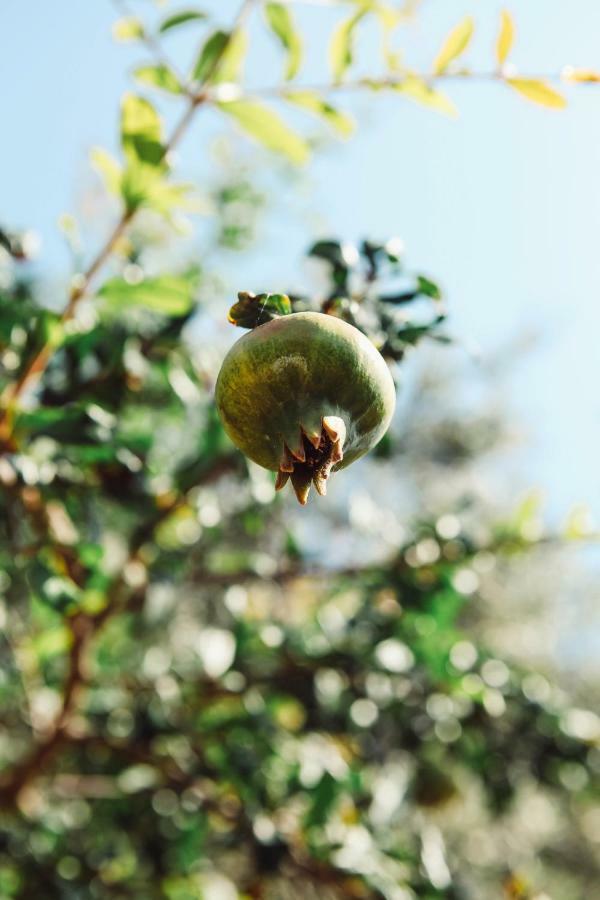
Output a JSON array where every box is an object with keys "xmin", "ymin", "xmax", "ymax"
[{"xmin": 0, "ymin": 0, "xmax": 258, "ymax": 443}]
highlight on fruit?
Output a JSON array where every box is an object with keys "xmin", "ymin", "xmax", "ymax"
[{"xmin": 215, "ymin": 299, "xmax": 396, "ymax": 505}]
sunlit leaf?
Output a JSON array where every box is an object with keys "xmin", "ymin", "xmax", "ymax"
[
  {"xmin": 393, "ymin": 75, "xmax": 458, "ymax": 117},
  {"xmin": 133, "ymin": 64, "xmax": 182, "ymax": 95},
  {"xmin": 228, "ymin": 291, "xmax": 292, "ymax": 329},
  {"xmin": 511, "ymin": 489, "xmax": 544, "ymax": 539},
  {"xmin": 212, "ymin": 29, "xmax": 248, "ymax": 84},
  {"xmin": 285, "ymin": 90, "xmax": 355, "ymax": 136},
  {"xmin": 121, "ymin": 94, "xmax": 164, "ymax": 167},
  {"xmin": 265, "ymin": 2, "xmax": 303, "ymax": 81},
  {"xmin": 562, "ymin": 67, "xmax": 600, "ymax": 83},
  {"xmin": 496, "ymin": 10, "xmax": 515, "ymax": 66},
  {"xmin": 112, "ymin": 16, "xmax": 144, "ymax": 42},
  {"xmin": 329, "ymin": 8, "xmax": 368, "ymax": 82},
  {"xmin": 192, "ymin": 29, "xmax": 230, "ymax": 83},
  {"xmin": 90, "ymin": 147, "xmax": 122, "ymax": 196},
  {"xmin": 433, "ymin": 16, "xmax": 474, "ymax": 75},
  {"xmin": 218, "ymin": 100, "xmax": 309, "ymax": 165},
  {"xmin": 507, "ymin": 78, "xmax": 567, "ymax": 109},
  {"xmin": 158, "ymin": 9, "xmax": 207, "ymax": 34},
  {"xmin": 563, "ymin": 505, "xmax": 595, "ymax": 539},
  {"xmin": 99, "ymin": 275, "xmax": 197, "ymax": 316}
]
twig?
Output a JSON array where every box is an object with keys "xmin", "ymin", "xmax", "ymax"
[
  {"xmin": 231, "ymin": 69, "xmax": 583, "ymax": 102},
  {"xmin": 0, "ymin": 0, "xmax": 258, "ymax": 442},
  {"xmin": 111, "ymin": 0, "xmax": 195, "ymax": 97},
  {"xmin": 0, "ymin": 455, "xmax": 240, "ymax": 807}
]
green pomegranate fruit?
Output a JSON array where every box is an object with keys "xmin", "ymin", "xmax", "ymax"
[{"xmin": 215, "ymin": 311, "xmax": 396, "ymax": 505}]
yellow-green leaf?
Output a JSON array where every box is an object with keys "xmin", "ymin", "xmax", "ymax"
[
  {"xmin": 112, "ymin": 16, "xmax": 144, "ymax": 42},
  {"xmin": 285, "ymin": 90, "xmax": 355, "ymax": 136},
  {"xmin": 191, "ymin": 30, "xmax": 230, "ymax": 83},
  {"xmin": 329, "ymin": 8, "xmax": 368, "ymax": 82},
  {"xmin": 121, "ymin": 94, "xmax": 164, "ymax": 167},
  {"xmin": 562, "ymin": 67, "xmax": 600, "ymax": 83},
  {"xmin": 394, "ymin": 75, "xmax": 458, "ymax": 118},
  {"xmin": 496, "ymin": 10, "xmax": 515, "ymax": 66},
  {"xmin": 134, "ymin": 64, "xmax": 182, "ymax": 95},
  {"xmin": 265, "ymin": 2, "xmax": 303, "ymax": 81},
  {"xmin": 433, "ymin": 16, "xmax": 474, "ymax": 75},
  {"xmin": 99, "ymin": 275, "xmax": 197, "ymax": 316},
  {"xmin": 217, "ymin": 100, "xmax": 309, "ymax": 165},
  {"xmin": 213, "ymin": 29, "xmax": 248, "ymax": 84},
  {"xmin": 507, "ymin": 78, "xmax": 566, "ymax": 109},
  {"xmin": 90, "ymin": 148, "xmax": 122, "ymax": 196},
  {"xmin": 563, "ymin": 505, "xmax": 595, "ymax": 539}
]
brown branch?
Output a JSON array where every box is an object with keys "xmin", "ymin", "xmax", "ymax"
[
  {"xmin": 0, "ymin": 0, "xmax": 258, "ymax": 444},
  {"xmin": 0, "ymin": 455, "xmax": 240, "ymax": 808}
]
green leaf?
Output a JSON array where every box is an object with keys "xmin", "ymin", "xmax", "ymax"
[
  {"xmin": 191, "ymin": 29, "xmax": 230, "ymax": 83},
  {"xmin": 99, "ymin": 275, "xmax": 197, "ymax": 316},
  {"xmin": 506, "ymin": 78, "xmax": 567, "ymax": 109},
  {"xmin": 265, "ymin": 2, "xmax": 303, "ymax": 81},
  {"xmin": 393, "ymin": 75, "xmax": 458, "ymax": 117},
  {"xmin": 133, "ymin": 64, "xmax": 182, "ymax": 95},
  {"xmin": 496, "ymin": 10, "xmax": 515, "ymax": 66},
  {"xmin": 227, "ymin": 291, "xmax": 292, "ymax": 329},
  {"xmin": 90, "ymin": 148, "xmax": 122, "ymax": 196},
  {"xmin": 417, "ymin": 275, "xmax": 442, "ymax": 300},
  {"xmin": 158, "ymin": 9, "xmax": 207, "ymax": 34},
  {"xmin": 329, "ymin": 8, "xmax": 368, "ymax": 82},
  {"xmin": 285, "ymin": 90, "xmax": 355, "ymax": 136},
  {"xmin": 212, "ymin": 29, "xmax": 248, "ymax": 84},
  {"xmin": 121, "ymin": 93, "xmax": 164, "ymax": 167},
  {"xmin": 121, "ymin": 157, "xmax": 197, "ymax": 218},
  {"xmin": 433, "ymin": 16, "xmax": 474, "ymax": 75},
  {"xmin": 217, "ymin": 100, "xmax": 309, "ymax": 165},
  {"xmin": 112, "ymin": 16, "xmax": 144, "ymax": 42}
]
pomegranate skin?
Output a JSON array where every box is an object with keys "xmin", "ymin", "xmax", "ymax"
[{"xmin": 215, "ymin": 312, "xmax": 396, "ymax": 502}]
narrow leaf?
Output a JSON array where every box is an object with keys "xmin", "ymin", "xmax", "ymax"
[
  {"xmin": 212, "ymin": 29, "xmax": 248, "ymax": 84},
  {"xmin": 507, "ymin": 78, "xmax": 566, "ymax": 109},
  {"xmin": 112, "ymin": 16, "xmax": 144, "ymax": 42},
  {"xmin": 90, "ymin": 148, "xmax": 122, "ymax": 196},
  {"xmin": 417, "ymin": 275, "xmax": 442, "ymax": 300},
  {"xmin": 218, "ymin": 100, "xmax": 309, "ymax": 165},
  {"xmin": 192, "ymin": 30, "xmax": 230, "ymax": 83},
  {"xmin": 99, "ymin": 275, "xmax": 196, "ymax": 316},
  {"xmin": 121, "ymin": 94, "xmax": 164, "ymax": 167},
  {"xmin": 496, "ymin": 10, "xmax": 515, "ymax": 66},
  {"xmin": 265, "ymin": 2, "xmax": 303, "ymax": 81},
  {"xmin": 329, "ymin": 9, "xmax": 368, "ymax": 82},
  {"xmin": 562, "ymin": 67, "xmax": 600, "ymax": 83},
  {"xmin": 134, "ymin": 64, "xmax": 182, "ymax": 95},
  {"xmin": 285, "ymin": 90, "xmax": 355, "ymax": 136},
  {"xmin": 159, "ymin": 9, "xmax": 207, "ymax": 34},
  {"xmin": 433, "ymin": 16, "xmax": 474, "ymax": 75},
  {"xmin": 393, "ymin": 75, "xmax": 458, "ymax": 117}
]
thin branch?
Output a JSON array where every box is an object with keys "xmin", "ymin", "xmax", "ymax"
[
  {"xmin": 0, "ymin": 0, "xmax": 259, "ymax": 442},
  {"xmin": 0, "ymin": 455, "xmax": 240, "ymax": 807},
  {"xmin": 111, "ymin": 0, "xmax": 195, "ymax": 97},
  {"xmin": 228, "ymin": 69, "xmax": 582, "ymax": 102}
]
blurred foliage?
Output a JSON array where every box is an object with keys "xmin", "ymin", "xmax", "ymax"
[
  {"xmin": 1, "ymin": 2, "xmax": 599, "ymax": 898},
  {"xmin": 0, "ymin": 221, "xmax": 598, "ymax": 899}
]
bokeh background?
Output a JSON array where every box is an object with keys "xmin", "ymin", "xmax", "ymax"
[
  {"xmin": 4, "ymin": 0, "xmax": 600, "ymax": 515},
  {"xmin": 0, "ymin": 2, "xmax": 599, "ymax": 898}
]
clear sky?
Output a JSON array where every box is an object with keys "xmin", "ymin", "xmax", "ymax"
[{"xmin": 2, "ymin": 0, "xmax": 600, "ymax": 524}]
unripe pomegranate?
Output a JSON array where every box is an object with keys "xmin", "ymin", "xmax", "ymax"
[{"xmin": 215, "ymin": 312, "xmax": 396, "ymax": 504}]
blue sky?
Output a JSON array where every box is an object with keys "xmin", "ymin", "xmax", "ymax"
[{"xmin": 2, "ymin": 0, "xmax": 600, "ymax": 523}]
